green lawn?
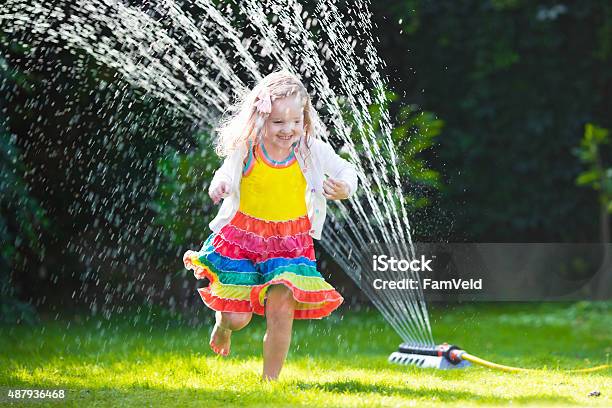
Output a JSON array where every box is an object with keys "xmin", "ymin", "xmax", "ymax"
[{"xmin": 1, "ymin": 302, "xmax": 610, "ymax": 407}]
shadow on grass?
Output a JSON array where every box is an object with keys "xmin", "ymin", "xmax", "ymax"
[
  {"xmin": 1, "ymin": 377, "xmax": 577, "ymax": 407},
  {"xmin": 294, "ymin": 379, "xmax": 575, "ymax": 405},
  {"xmin": 0, "ymin": 382, "xmax": 275, "ymax": 407}
]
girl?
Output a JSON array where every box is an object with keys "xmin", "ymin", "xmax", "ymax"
[{"xmin": 183, "ymin": 70, "xmax": 358, "ymax": 380}]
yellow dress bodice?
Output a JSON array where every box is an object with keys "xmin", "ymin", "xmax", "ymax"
[{"xmin": 239, "ymin": 146, "xmax": 307, "ymax": 221}]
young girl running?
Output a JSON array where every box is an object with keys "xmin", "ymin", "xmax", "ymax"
[{"xmin": 183, "ymin": 70, "xmax": 358, "ymax": 380}]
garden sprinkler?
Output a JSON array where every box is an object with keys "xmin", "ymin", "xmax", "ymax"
[
  {"xmin": 389, "ymin": 343, "xmax": 611, "ymax": 373},
  {"xmin": 388, "ymin": 343, "xmax": 471, "ymax": 370}
]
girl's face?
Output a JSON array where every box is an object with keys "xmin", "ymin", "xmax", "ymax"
[{"xmin": 264, "ymin": 95, "xmax": 304, "ymax": 153}]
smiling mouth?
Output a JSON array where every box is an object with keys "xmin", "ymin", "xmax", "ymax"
[{"xmin": 278, "ymin": 135, "xmax": 293, "ymax": 140}]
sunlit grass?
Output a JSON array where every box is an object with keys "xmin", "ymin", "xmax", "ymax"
[{"xmin": 1, "ymin": 302, "xmax": 610, "ymax": 407}]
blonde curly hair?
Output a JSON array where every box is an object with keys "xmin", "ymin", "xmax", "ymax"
[{"xmin": 214, "ymin": 70, "xmax": 321, "ymax": 157}]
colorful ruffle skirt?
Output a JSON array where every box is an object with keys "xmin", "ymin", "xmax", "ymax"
[{"xmin": 183, "ymin": 211, "xmax": 344, "ymax": 319}]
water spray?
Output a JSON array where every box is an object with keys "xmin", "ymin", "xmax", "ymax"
[{"xmin": 389, "ymin": 342, "xmax": 611, "ymax": 373}]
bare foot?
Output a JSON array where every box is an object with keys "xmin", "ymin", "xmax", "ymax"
[
  {"xmin": 210, "ymin": 324, "xmax": 232, "ymax": 356},
  {"xmin": 262, "ymin": 373, "xmax": 279, "ymax": 382}
]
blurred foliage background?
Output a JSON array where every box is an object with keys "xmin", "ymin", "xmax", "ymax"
[
  {"xmin": 373, "ymin": 0, "xmax": 611, "ymax": 242},
  {"xmin": 1, "ymin": 1, "xmax": 610, "ymax": 319}
]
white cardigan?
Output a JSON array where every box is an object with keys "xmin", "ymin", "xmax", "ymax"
[{"xmin": 208, "ymin": 138, "xmax": 358, "ymax": 240}]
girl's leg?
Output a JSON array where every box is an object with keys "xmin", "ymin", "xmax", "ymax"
[
  {"xmin": 210, "ymin": 311, "xmax": 252, "ymax": 356},
  {"xmin": 262, "ymin": 284, "xmax": 296, "ymax": 380}
]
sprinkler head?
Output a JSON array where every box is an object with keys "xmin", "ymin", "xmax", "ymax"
[
  {"xmin": 389, "ymin": 342, "xmax": 470, "ymax": 370},
  {"xmin": 435, "ymin": 342, "xmax": 463, "ymax": 365}
]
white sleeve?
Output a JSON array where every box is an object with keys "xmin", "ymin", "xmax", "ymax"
[
  {"xmin": 208, "ymin": 154, "xmax": 235, "ymax": 195},
  {"xmin": 320, "ymin": 141, "xmax": 359, "ymax": 197}
]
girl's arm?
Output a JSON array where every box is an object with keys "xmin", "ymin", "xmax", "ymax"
[
  {"xmin": 319, "ymin": 141, "xmax": 358, "ymax": 198},
  {"xmin": 208, "ymin": 155, "xmax": 234, "ymax": 201}
]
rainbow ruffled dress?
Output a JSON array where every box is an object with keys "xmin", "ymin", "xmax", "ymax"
[{"xmin": 183, "ymin": 143, "xmax": 343, "ymax": 319}]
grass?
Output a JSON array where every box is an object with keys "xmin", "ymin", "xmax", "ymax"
[{"xmin": 0, "ymin": 302, "xmax": 610, "ymax": 407}]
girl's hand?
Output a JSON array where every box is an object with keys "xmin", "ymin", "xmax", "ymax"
[
  {"xmin": 210, "ymin": 181, "xmax": 231, "ymax": 204},
  {"xmin": 322, "ymin": 177, "xmax": 350, "ymax": 200}
]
